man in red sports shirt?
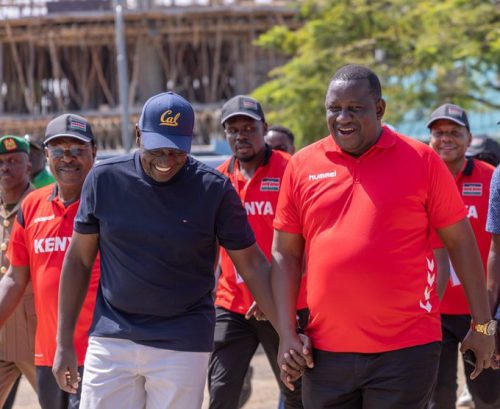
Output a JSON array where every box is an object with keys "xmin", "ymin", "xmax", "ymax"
[
  {"xmin": 0, "ymin": 113, "xmax": 100, "ymax": 409},
  {"xmin": 427, "ymin": 104, "xmax": 500, "ymax": 409},
  {"xmin": 208, "ymin": 95, "xmax": 305, "ymax": 409},
  {"xmin": 272, "ymin": 65, "xmax": 495, "ymax": 409}
]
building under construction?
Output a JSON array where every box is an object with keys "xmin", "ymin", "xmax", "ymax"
[{"xmin": 0, "ymin": 0, "xmax": 300, "ymax": 149}]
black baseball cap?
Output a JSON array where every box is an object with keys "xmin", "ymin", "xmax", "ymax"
[
  {"xmin": 426, "ymin": 103, "xmax": 470, "ymax": 131},
  {"xmin": 44, "ymin": 114, "xmax": 95, "ymax": 145},
  {"xmin": 220, "ymin": 95, "xmax": 265, "ymax": 125},
  {"xmin": 466, "ymin": 134, "xmax": 500, "ymax": 167},
  {"xmin": 24, "ymin": 134, "xmax": 44, "ymax": 150}
]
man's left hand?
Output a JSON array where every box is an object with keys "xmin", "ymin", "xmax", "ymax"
[
  {"xmin": 460, "ymin": 329, "xmax": 496, "ymax": 379},
  {"xmin": 52, "ymin": 345, "xmax": 80, "ymax": 394}
]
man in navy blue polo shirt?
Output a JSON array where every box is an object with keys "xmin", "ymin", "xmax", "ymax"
[{"xmin": 52, "ymin": 92, "xmax": 278, "ymax": 409}]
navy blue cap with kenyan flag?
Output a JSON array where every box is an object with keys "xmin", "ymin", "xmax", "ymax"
[
  {"xmin": 220, "ymin": 95, "xmax": 266, "ymax": 125},
  {"xmin": 44, "ymin": 113, "xmax": 95, "ymax": 145},
  {"xmin": 426, "ymin": 103, "xmax": 470, "ymax": 131}
]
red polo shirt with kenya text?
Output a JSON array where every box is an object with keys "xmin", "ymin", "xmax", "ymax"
[
  {"xmin": 274, "ymin": 127, "xmax": 467, "ymax": 353},
  {"xmin": 439, "ymin": 158, "xmax": 494, "ymax": 315},
  {"xmin": 7, "ymin": 184, "xmax": 100, "ymax": 366},
  {"xmin": 215, "ymin": 148, "xmax": 307, "ymax": 314}
]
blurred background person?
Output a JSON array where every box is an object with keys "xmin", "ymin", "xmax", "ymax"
[
  {"xmin": 264, "ymin": 126, "xmax": 295, "ymax": 155},
  {"xmin": 427, "ymin": 104, "xmax": 500, "ymax": 409},
  {"xmin": 466, "ymin": 133, "xmax": 500, "ymax": 167},
  {"xmin": 24, "ymin": 134, "xmax": 55, "ymax": 188}
]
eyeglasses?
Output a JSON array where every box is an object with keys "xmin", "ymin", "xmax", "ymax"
[
  {"xmin": 224, "ymin": 124, "xmax": 259, "ymax": 138},
  {"xmin": 430, "ymin": 130, "xmax": 467, "ymax": 139},
  {"xmin": 47, "ymin": 145, "xmax": 91, "ymax": 159}
]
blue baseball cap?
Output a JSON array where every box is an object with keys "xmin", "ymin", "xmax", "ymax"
[{"xmin": 138, "ymin": 92, "xmax": 194, "ymax": 153}]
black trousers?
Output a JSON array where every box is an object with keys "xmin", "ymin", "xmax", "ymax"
[
  {"xmin": 302, "ymin": 342, "xmax": 441, "ymax": 409},
  {"xmin": 428, "ymin": 314, "xmax": 500, "ymax": 409},
  {"xmin": 2, "ymin": 376, "xmax": 20, "ymax": 409},
  {"xmin": 208, "ymin": 306, "xmax": 303, "ymax": 409},
  {"xmin": 36, "ymin": 365, "xmax": 83, "ymax": 409}
]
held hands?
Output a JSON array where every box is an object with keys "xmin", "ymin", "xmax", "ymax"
[
  {"xmin": 278, "ymin": 333, "xmax": 314, "ymax": 391},
  {"xmin": 460, "ymin": 329, "xmax": 496, "ymax": 379},
  {"xmin": 52, "ymin": 345, "xmax": 80, "ymax": 394}
]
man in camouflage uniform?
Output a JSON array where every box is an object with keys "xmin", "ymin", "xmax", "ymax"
[{"xmin": 0, "ymin": 135, "xmax": 37, "ymax": 407}]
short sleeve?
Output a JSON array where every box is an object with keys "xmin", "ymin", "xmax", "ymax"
[
  {"xmin": 487, "ymin": 166, "xmax": 500, "ymax": 234},
  {"xmin": 426, "ymin": 150, "xmax": 467, "ymax": 229},
  {"xmin": 215, "ymin": 179, "xmax": 255, "ymax": 250},
  {"xmin": 7, "ymin": 215, "xmax": 29, "ymax": 267},
  {"xmin": 429, "ymin": 229, "xmax": 444, "ymax": 250},
  {"xmin": 74, "ymin": 168, "xmax": 99, "ymax": 234},
  {"xmin": 273, "ymin": 159, "xmax": 302, "ymax": 234}
]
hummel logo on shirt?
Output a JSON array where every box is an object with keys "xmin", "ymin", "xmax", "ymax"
[
  {"xmin": 33, "ymin": 214, "xmax": 55, "ymax": 224},
  {"xmin": 34, "ymin": 236, "xmax": 71, "ymax": 254},
  {"xmin": 308, "ymin": 171, "xmax": 337, "ymax": 181}
]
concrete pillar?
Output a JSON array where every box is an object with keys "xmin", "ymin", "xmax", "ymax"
[{"xmin": 137, "ymin": 39, "xmax": 165, "ymax": 102}]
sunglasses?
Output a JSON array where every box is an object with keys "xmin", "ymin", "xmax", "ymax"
[{"xmin": 47, "ymin": 145, "xmax": 91, "ymax": 159}]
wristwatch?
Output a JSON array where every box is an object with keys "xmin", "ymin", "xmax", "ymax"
[{"xmin": 471, "ymin": 319, "xmax": 498, "ymax": 336}]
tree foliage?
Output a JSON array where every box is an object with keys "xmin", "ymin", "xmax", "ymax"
[{"xmin": 253, "ymin": 0, "xmax": 500, "ymax": 147}]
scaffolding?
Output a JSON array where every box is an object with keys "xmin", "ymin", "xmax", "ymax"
[{"xmin": 0, "ymin": 0, "xmax": 299, "ymax": 148}]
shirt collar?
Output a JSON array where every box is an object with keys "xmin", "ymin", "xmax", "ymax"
[
  {"xmin": 457, "ymin": 157, "xmax": 474, "ymax": 180},
  {"xmin": 48, "ymin": 184, "xmax": 58, "ymax": 202}
]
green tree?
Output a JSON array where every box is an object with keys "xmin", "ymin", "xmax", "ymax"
[{"xmin": 253, "ymin": 0, "xmax": 500, "ymax": 147}]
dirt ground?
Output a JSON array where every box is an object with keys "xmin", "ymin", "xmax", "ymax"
[{"xmin": 12, "ymin": 348, "xmax": 467, "ymax": 409}]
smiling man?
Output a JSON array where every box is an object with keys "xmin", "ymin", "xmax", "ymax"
[
  {"xmin": 0, "ymin": 115, "xmax": 100, "ymax": 409},
  {"xmin": 271, "ymin": 65, "xmax": 496, "ymax": 409},
  {"xmin": 53, "ymin": 92, "xmax": 278, "ymax": 409},
  {"xmin": 427, "ymin": 104, "xmax": 500, "ymax": 409}
]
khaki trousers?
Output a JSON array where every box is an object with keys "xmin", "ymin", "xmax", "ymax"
[
  {"xmin": 80, "ymin": 336, "xmax": 210, "ymax": 409},
  {"xmin": 0, "ymin": 359, "xmax": 36, "ymax": 407}
]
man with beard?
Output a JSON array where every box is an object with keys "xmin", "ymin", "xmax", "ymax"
[
  {"xmin": 208, "ymin": 95, "xmax": 305, "ymax": 409},
  {"xmin": 0, "ymin": 114, "xmax": 100, "ymax": 409}
]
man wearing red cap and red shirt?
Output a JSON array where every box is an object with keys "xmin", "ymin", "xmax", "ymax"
[{"xmin": 272, "ymin": 65, "xmax": 495, "ymax": 409}]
